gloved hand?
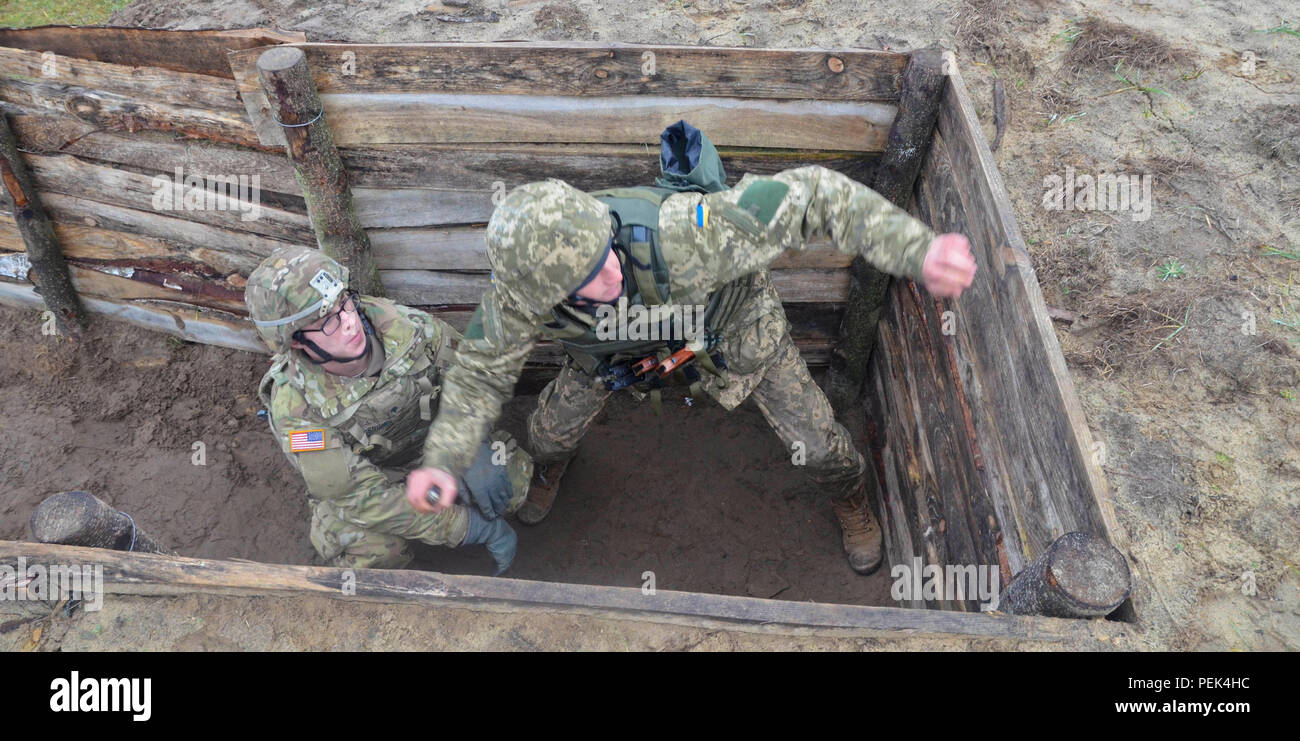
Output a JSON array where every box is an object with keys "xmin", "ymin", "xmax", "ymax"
[
  {"xmin": 462, "ymin": 508, "xmax": 518, "ymax": 576},
  {"xmin": 460, "ymin": 437, "xmax": 516, "ymax": 520}
]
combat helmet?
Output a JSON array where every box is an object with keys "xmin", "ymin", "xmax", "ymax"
[
  {"xmin": 485, "ymin": 179, "xmax": 614, "ymax": 316},
  {"xmin": 244, "ymin": 245, "xmax": 350, "ymax": 354}
]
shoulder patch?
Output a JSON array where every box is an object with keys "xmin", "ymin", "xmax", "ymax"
[
  {"xmin": 737, "ymin": 179, "xmax": 790, "ymax": 225},
  {"xmin": 288, "ymin": 428, "xmax": 327, "ymax": 453},
  {"xmin": 464, "ymin": 304, "xmax": 486, "ymax": 341}
]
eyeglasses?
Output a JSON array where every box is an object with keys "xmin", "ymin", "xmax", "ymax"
[{"xmin": 297, "ymin": 292, "xmax": 359, "ymax": 337}]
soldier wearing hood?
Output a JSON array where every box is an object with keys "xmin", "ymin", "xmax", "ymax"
[{"xmin": 407, "ymin": 122, "xmax": 976, "ymax": 575}]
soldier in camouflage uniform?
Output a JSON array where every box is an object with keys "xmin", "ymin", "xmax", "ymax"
[
  {"xmin": 406, "ymin": 148, "xmax": 975, "ymax": 574},
  {"xmin": 245, "ymin": 245, "xmax": 532, "ymax": 575}
]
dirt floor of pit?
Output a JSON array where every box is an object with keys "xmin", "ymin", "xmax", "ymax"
[{"xmin": 0, "ymin": 304, "xmax": 894, "ymax": 607}]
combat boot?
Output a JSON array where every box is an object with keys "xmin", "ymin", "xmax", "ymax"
[
  {"xmin": 516, "ymin": 457, "xmax": 572, "ymax": 525},
  {"xmin": 831, "ymin": 483, "xmax": 884, "ymax": 574}
]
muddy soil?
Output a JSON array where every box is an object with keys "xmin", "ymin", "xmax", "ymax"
[{"xmin": 3, "ymin": 0, "xmax": 1299, "ymax": 650}]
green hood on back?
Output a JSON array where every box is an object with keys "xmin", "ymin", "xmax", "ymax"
[{"xmin": 654, "ymin": 120, "xmax": 729, "ymax": 194}]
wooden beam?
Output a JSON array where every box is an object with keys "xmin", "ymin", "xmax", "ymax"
[
  {"xmin": 0, "ymin": 46, "xmax": 245, "ymax": 113},
  {"xmin": 828, "ymin": 47, "xmax": 947, "ymax": 414},
  {"xmin": 0, "ymin": 112, "xmax": 85, "ymax": 335},
  {"xmin": 0, "ymin": 27, "xmax": 304, "ymax": 78},
  {"xmin": 4, "ymin": 113, "xmax": 881, "ymax": 192},
  {"xmin": 0, "ymin": 541, "xmax": 1127, "ymax": 643},
  {"xmin": 228, "ymin": 42, "xmax": 907, "ymax": 100},
  {"xmin": 0, "ymin": 279, "xmax": 265, "ymax": 353},
  {"xmin": 239, "ymin": 91, "xmax": 897, "ymax": 151},
  {"xmin": 22, "ymin": 151, "xmax": 312, "ymax": 243},
  {"xmin": 0, "ymin": 77, "xmax": 263, "ymax": 150},
  {"xmin": 257, "ymin": 46, "xmax": 384, "ymax": 296}
]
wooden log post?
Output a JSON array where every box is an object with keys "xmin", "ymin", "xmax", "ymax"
[
  {"xmin": 256, "ymin": 46, "xmax": 385, "ymax": 296},
  {"xmin": 996, "ymin": 531, "xmax": 1131, "ymax": 618},
  {"xmin": 0, "ymin": 113, "xmax": 88, "ymax": 336},
  {"xmin": 827, "ymin": 47, "xmax": 947, "ymax": 413},
  {"xmin": 29, "ymin": 491, "xmax": 172, "ymax": 555}
]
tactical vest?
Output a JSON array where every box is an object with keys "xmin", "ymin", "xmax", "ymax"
[{"xmin": 540, "ymin": 186, "xmax": 755, "ymax": 376}]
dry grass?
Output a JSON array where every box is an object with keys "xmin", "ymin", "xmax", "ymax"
[
  {"xmin": 951, "ymin": 0, "xmax": 1034, "ymax": 74},
  {"xmin": 1064, "ymin": 16, "xmax": 1195, "ymax": 74},
  {"xmin": 1084, "ymin": 283, "xmax": 1201, "ymax": 373}
]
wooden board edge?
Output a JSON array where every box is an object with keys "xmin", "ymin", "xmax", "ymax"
[
  {"xmin": 0, "ymin": 541, "xmax": 1128, "ymax": 643},
  {"xmin": 939, "ymin": 56, "xmax": 1132, "ymax": 611}
]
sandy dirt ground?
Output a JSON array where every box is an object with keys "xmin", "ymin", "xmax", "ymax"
[{"xmin": 2, "ymin": 0, "xmax": 1298, "ymax": 650}]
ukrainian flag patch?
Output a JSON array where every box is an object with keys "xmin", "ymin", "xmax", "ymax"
[
  {"xmin": 288, "ymin": 429, "xmax": 326, "ymax": 453},
  {"xmin": 694, "ymin": 203, "xmax": 709, "ymax": 228}
]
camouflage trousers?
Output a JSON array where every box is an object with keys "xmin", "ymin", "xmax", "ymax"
[
  {"xmin": 528, "ymin": 332, "xmax": 865, "ymax": 498},
  {"xmin": 309, "ymin": 432, "xmax": 532, "ymax": 569}
]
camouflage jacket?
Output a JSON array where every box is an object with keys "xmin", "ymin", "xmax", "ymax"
[
  {"xmin": 421, "ymin": 165, "xmax": 936, "ymax": 478},
  {"xmin": 259, "ymin": 296, "xmax": 459, "ymax": 509}
]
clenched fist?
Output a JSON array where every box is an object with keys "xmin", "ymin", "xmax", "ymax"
[{"xmin": 921, "ymin": 233, "xmax": 977, "ymax": 298}]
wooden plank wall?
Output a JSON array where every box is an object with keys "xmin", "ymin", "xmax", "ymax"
[
  {"xmin": 0, "ymin": 33, "xmax": 906, "ymax": 369},
  {"xmin": 866, "ymin": 58, "xmax": 1128, "ymax": 616}
]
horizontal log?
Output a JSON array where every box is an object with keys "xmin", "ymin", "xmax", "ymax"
[
  {"xmin": 23, "ymin": 151, "xmax": 313, "ymax": 243},
  {"xmin": 2, "ymin": 192, "xmax": 294, "ymax": 271},
  {"xmin": 0, "ymin": 278, "xmax": 265, "ymax": 352},
  {"xmin": 0, "ymin": 219, "xmax": 262, "ymax": 278},
  {"xmin": 6, "ymin": 113, "xmax": 880, "ymax": 193},
  {"xmin": 0, "ymin": 541, "xmax": 1124, "ymax": 643},
  {"xmin": 228, "ymin": 42, "xmax": 906, "ymax": 101},
  {"xmin": 0, "ymin": 27, "xmax": 304, "ymax": 78},
  {"xmin": 240, "ymin": 90, "xmax": 896, "ymax": 151},
  {"xmin": 0, "ymin": 76, "xmax": 262, "ymax": 150},
  {"xmin": 0, "ymin": 46, "xmax": 243, "ymax": 113}
]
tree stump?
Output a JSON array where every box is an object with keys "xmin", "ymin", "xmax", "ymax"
[
  {"xmin": 29, "ymin": 491, "xmax": 171, "ymax": 555},
  {"xmin": 997, "ymin": 531, "xmax": 1131, "ymax": 618}
]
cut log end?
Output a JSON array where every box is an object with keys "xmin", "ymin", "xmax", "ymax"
[
  {"xmin": 999, "ymin": 531, "xmax": 1131, "ymax": 618},
  {"xmin": 256, "ymin": 46, "xmax": 307, "ymax": 74},
  {"xmin": 29, "ymin": 490, "xmax": 170, "ymax": 555}
]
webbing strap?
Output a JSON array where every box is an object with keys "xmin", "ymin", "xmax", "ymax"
[{"xmin": 627, "ymin": 226, "xmax": 662, "ymax": 307}]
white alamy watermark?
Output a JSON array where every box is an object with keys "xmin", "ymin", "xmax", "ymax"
[
  {"xmin": 151, "ymin": 166, "xmax": 261, "ymax": 221},
  {"xmin": 890, "ymin": 557, "xmax": 1000, "ymax": 610},
  {"xmin": 50, "ymin": 671, "xmax": 151, "ymax": 721},
  {"xmin": 0, "ymin": 557, "xmax": 104, "ymax": 611},
  {"xmin": 594, "ymin": 298, "xmax": 708, "ymax": 343},
  {"xmin": 1042, "ymin": 167, "xmax": 1152, "ymax": 222}
]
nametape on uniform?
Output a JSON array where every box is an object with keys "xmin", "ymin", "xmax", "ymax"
[
  {"xmin": 694, "ymin": 203, "xmax": 709, "ymax": 228},
  {"xmin": 288, "ymin": 429, "xmax": 327, "ymax": 453}
]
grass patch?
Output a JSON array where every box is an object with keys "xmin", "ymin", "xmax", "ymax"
[
  {"xmin": 0, "ymin": 0, "xmax": 131, "ymax": 27},
  {"xmin": 1258, "ymin": 20, "xmax": 1300, "ymax": 39},
  {"xmin": 1158, "ymin": 259, "xmax": 1186, "ymax": 281}
]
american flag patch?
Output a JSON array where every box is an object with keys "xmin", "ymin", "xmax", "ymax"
[{"xmin": 288, "ymin": 429, "xmax": 326, "ymax": 453}]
